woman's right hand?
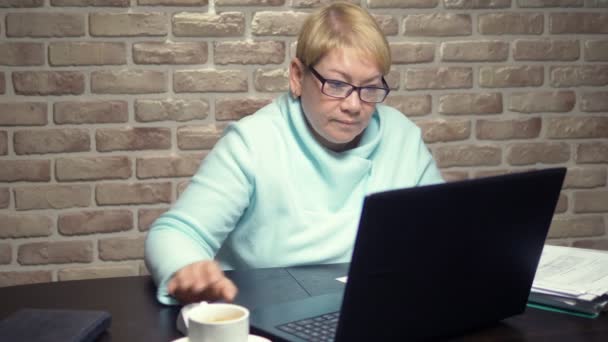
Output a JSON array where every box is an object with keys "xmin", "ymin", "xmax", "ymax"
[{"xmin": 167, "ymin": 260, "xmax": 238, "ymax": 304}]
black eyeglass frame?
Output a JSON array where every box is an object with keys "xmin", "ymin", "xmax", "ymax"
[{"xmin": 308, "ymin": 66, "xmax": 391, "ymax": 103}]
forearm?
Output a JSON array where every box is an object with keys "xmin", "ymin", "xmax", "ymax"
[{"xmin": 145, "ymin": 215, "xmax": 216, "ymax": 305}]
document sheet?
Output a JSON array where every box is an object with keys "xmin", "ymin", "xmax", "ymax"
[{"xmin": 533, "ymin": 245, "xmax": 608, "ymax": 300}]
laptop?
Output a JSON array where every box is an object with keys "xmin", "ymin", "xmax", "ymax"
[{"xmin": 250, "ymin": 167, "xmax": 567, "ymax": 341}]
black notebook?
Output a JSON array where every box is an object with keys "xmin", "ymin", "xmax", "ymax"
[{"xmin": 0, "ymin": 308, "xmax": 111, "ymax": 342}]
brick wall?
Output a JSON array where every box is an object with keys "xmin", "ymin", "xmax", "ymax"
[{"xmin": 0, "ymin": 0, "xmax": 607, "ymax": 287}]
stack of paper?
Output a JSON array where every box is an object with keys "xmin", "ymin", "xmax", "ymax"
[{"xmin": 529, "ymin": 245, "xmax": 608, "ymax": 317}]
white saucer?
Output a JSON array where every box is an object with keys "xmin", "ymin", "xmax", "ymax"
[{"xmin": 172, "ymin": 334, "xmax": 271, "ymax": 342}]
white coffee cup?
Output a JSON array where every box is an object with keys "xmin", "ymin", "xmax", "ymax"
[{"xmin": 187, "ymin": 303, "xmax": 250, "ymax": 342}]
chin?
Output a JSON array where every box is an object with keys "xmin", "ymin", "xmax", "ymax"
[
  {"xmin": 327, "ymin": 137, "xmax": 357, "ymax": 149},
  {"xmin": 326, "ymin": 134, "xmax": 354, "ymax": 144},
  {"xmin": 318, "ymin": 128, "xmax": 362, "ymax": 150}
]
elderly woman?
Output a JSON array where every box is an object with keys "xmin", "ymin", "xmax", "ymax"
[{"xmin": 145, "ymin": 2, "xmax": 443, "ymax": 305}]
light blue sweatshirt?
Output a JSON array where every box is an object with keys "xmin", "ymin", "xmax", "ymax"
[{"xmin": 145, "ymin": 93, "xmax": 443, "ymax": 305}]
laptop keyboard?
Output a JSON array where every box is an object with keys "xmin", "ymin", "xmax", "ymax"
[{"xmin": 276, "ymin": 311, "xmax": 339, "ymax": 341}]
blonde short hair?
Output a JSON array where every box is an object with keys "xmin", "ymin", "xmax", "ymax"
[{"xmin": 296, "ymin": 2, "xmax": 391, "ymax": 75}]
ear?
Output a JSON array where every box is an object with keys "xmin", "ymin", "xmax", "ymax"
[{"xmin": 289, "ymin": 57, "xmax": 305, "ymax": 98}]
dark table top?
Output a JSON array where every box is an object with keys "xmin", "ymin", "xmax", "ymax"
[{"xmin": 0, "ymin": 263, "xmax": 607, "ymax": 341}]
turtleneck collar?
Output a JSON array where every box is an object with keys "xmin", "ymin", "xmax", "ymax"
[{"xmin": 277, "ymin": 93, "xmax": 382, "ymax": 162}]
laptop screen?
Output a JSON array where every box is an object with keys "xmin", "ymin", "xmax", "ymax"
[{"xmin": 251, "ymin": 168, "xmax": 566, "ymax": 341}]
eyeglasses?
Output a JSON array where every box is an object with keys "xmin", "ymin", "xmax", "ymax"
[{"xmin": 308, "ymin": 66, "xmax": 390, "ymax": 103}]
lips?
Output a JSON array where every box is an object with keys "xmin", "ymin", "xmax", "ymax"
[{"xmin": 334, "ymin": 119, "xmax": 358, "ymax": 126}]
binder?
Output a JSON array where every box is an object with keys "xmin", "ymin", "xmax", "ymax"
[
  {"xmin": 0, "ymin": 308, "xmax": 111, "ymax": 342},
  {"xmin": 527, "ymin": 245, "xmax": 608, "ymax": 318},
  {"xmin": 528, "ymin": 292, "xmax": 607, "ymax": 318}
]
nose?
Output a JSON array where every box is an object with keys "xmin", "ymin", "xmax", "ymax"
[{"xmin": 341, "ymin": 89, "xmax": 362, "ymax": 115}]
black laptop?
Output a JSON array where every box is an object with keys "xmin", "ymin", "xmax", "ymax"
[{"xmin": 250, "ymin": 167, "xmax": 567, "ymax": 341}]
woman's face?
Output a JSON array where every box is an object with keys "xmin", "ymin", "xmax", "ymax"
[{"xmin": 290, "ymin": 48, "xmax": 384, "ymax": 152}]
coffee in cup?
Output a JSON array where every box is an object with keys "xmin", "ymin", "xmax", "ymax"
[{"xmin": 187, "ymin": 303, "xmax": 249, "ymax": 342}]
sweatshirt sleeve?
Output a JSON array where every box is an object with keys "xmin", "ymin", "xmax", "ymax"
[
  {"xmin": 144, "ymin": 124, "xmax": 254, "ymax": 305},
  {"xmin": 411, "ymin": 127, "xmax": 444, "ymax": 187},
  {"xmin": 417, "ymin": 152, "xmax": 444, "ymax": 186}
]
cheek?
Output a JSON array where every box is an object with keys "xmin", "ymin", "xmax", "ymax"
[
  {"xmin": 362, "ymin": 105, "xmax": 376, "ymax": 121},
  {"xmin": 300, "ymin": 94, "xmax": 317, "ymax": 123},
  {"xmin": 352, "ymin": 104, "xmax": 374, "ymax": 127},
  {"xmin": 300, "ymin": 89, "xmax": 327, "ymax": 125}
]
